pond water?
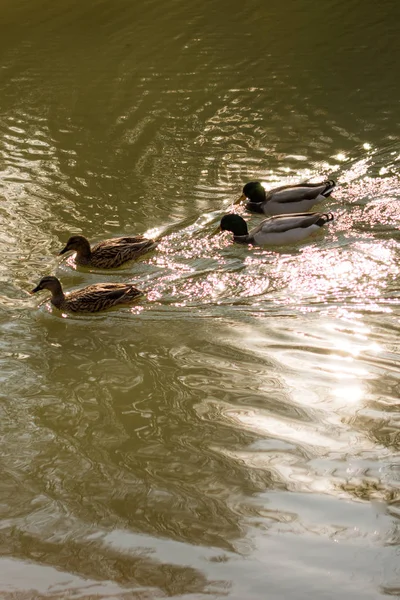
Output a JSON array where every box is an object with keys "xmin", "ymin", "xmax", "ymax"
[{"xmin": 0, "ymin": 0, "xmax": 399, "ymax": 598}]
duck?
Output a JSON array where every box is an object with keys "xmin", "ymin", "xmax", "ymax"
[
  {"xmin": 59, "ymin": 234, "xmax": 157, "ymax": 268},
  {"xmin": 237, "ymin": 180, "xmax": 336, "ymax": 215},
  {"xmin": 219, "ymin": 212, "xmax": 334, "ymax": 246},
  {"xmin": 31, "ymin": 276, "xmax": 144, "ymax": 313}
]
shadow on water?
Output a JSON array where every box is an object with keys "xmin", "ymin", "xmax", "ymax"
[{"xmin": 1, "ymin": 0, "xmax": 400, "ymax": 596}]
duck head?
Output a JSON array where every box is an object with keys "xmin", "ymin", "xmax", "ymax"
[
  {"xmin": 243, "ymin": 182, "xmax": 266, "ymax": 203},
  {"xmin": 59, "ymin": 235, "xmax": 91, "ymax": 257},
  {"xmin": 220, "ymin": 214, "xmax": 249, "ymax": 236},
  {"xmin": 31, "ymin": 275, "xmax": 63, "ymax": 295},
  {"xmin": 235, "ymin": 181, "xmax": 265, "ymax": 205}
]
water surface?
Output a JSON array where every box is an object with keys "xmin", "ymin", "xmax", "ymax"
[{"xmin": 0, "ymin": 0, "xmax": 399, "ymax": 598}]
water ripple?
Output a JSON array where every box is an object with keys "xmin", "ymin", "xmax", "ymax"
[{"xmin": 0, "ymin": 1, "xmax": 399, "ymax": 596}]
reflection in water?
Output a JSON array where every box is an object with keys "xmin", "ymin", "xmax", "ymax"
[{"xmin": 1, "ymin": 0, "xmax": 400, "ymax": 597}]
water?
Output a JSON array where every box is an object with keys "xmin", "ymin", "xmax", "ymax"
[{"xmin": 1, "ymin": 0, "xmax": 399, "ymax": 598}]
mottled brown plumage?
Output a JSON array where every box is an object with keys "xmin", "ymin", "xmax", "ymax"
[
  {"xmin": 59, "ymin": 235, "xmax": 157, "ymax": 268},
  {"xmin": 31, "ymin": 276, "xmax": 144, "ymax": 313}
]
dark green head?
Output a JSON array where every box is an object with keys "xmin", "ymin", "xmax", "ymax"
[
  {"xmin": 243, "ymin": 181, "xmax": 266, "ymax": 203},
  {"xmin": 31, "ymin": 275, "xmax": 63, "ymax": 295},
  {"xmin": 220, "ymin": 214, "xmax": 248, "ymax": 237},
  {"xmin": 59, "ymin": 235, "xmax": 91, "ymax": 256}
]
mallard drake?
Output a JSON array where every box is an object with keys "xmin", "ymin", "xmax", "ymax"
[
  {"xmin": 59, "ymin": 235, "xmax": 157, "ymax": 268},
  {"xmin": 31, "ymin": 276, "xmax": 144, "ymax": 313},
  {"xmin": 219, "ymin": 212, "xmax": 334, "ymax": 246},
  {"xmin": 237, "ymin": 180, "xmax": 336, "ymax": 215}
]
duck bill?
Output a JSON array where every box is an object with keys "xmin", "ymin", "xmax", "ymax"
[
  {"xmin": 233, "ymin": 193, "xmax": 246, "ymax": 205},
  {"xmin": 59, "ymin": 245, "xmax": 69, "ymax": 255},
  {"xmin": 30, "ymin": 285, "xmax": 41, "ymax": 294}
]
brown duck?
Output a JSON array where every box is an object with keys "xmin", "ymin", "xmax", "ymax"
[
  {"xmin": 31, "ymin": 276, "xmax": 144, "ymax": 313},
  {"xmin": 59, "ymin": 235, "xmax": 157, "ymax": 268}
]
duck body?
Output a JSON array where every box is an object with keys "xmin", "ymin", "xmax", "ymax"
[
  {"xmin": 241, "ymin": 180, "xmax": 336, "ymax": 216},
  {"xmin": 220, "ymin": 212, "xmax": 334, "ymax": 246},
  {"xmin": 31, "ymin": 276, "xmax": 144, "ymax": 313},
  {"xmin": 59, "ymin": 235, "xmax": 157, "ymax": 268}
]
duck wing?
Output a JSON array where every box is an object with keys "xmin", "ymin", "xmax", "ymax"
[
  {"xmin": 267, "ymin": 180, "xmax": 335, "ymax": 203},
  {"xmin": 91, "ymin": 237, "xmax": 157, "ymax": 267},
  {"xmin": 251, "ymin": 212, "xmax": 333, "ymax": 235},
  {"xmin": 93, "ymin": 236, "xmax": 155, "ymax": 250},
  {"xmin": 66, "ymin": 283, "xmax": 143, "ymax": 312}
]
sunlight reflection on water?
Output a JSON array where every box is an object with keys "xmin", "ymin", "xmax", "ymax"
[{"xmin": 0, "ymin": 1, "xmax": 399, "ymax": 594}]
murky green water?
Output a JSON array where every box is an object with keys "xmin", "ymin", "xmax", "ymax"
[{"xmin": 1, "ymin": 0, "xmax": 399, "ymax": 597}]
